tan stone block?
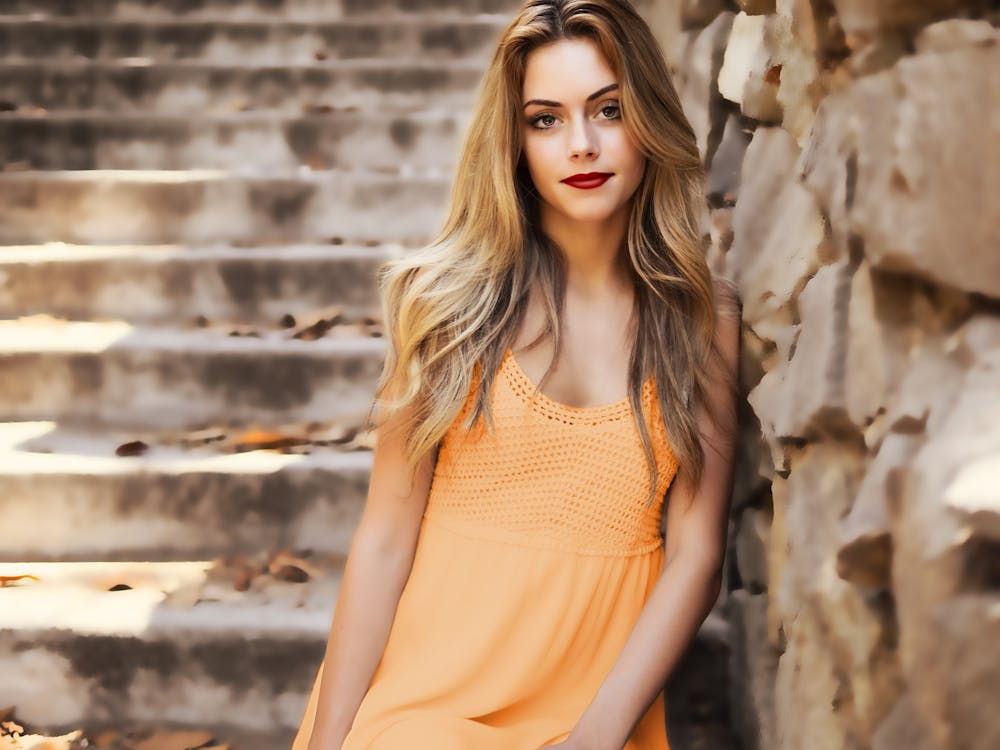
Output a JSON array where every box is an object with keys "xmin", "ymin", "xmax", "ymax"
[
  {"xmin": 929, "ymin": 595, "xmax": 1000, "ymax": 750},
  {"xmin": 832, "ymin": 0, "xmax": 986, "ymax": 37},
  {"xmin": 773, "ymin": 258, "xmax": 856, "ymax": 441},
  {"xmin": 644, "ymin": 0, "xmax": 687, "ymax": 72},
  {"xmin": 914, "ymin": 17, "xmax": 999, "ymax": 53},
  {"xmin": 803, "ymin": 42, "xmax": 1000, "ymax": 298},
  {"xmin": 735, "ymin": 505, "xmax": 772, "ymax": 588},
  {"xmin": 718, "ymin": 11, "xmax": 784, "ymax": 121},
  {"xmin": 872, "ymin": 690, "xmax": 937, "ymax": 750},
  {"xmin": 674, "ymin": 11, "xmax": 735, "ymax": 162},
  {"xmin": 892, "ymin": 318, "xmax": 1000, "ymax": 746},
  {"xmin": 844, "ymin": 261, "xmax": 915, "ymax": 430},
  {"xmin": 728, "ymin": 126, "xmax": 827, "ymax": 328},
  {"xmin": 775, "ymin": 442, "xmax": 864, "ymax": 623},
  {"xmin": 682, "ymin": 0, "xmax": 733, "ymax": 28},
  {"xmin": 766, "ymin": 474, "xmax": 789, "ymax": 648},
  {"xmin": 774, "ymin": 605, "xmax": 854, "ymax": 750},
  {"xmin": 837, "ymin": 431, "xmax": 922, "ymax": 588},
  {"xmin": 853, "ymin": 45, "xmax": 1000, "ymax": 299},
  {"xmin": 726, "ymin": 589, "xmax": 779, "ymax": 750}
]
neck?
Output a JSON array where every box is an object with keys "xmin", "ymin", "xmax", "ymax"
[{"xmin": 539, "ymin": 204, "xmax": 632, "ymax": 298}]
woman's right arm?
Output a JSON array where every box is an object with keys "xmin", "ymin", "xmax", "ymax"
[{"xmin": 303, "ymin": 388, "xmax": 439, "ymax": 749}]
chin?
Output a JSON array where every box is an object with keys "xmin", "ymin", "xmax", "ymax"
[{"xmin": 556, "ymin": 204, "xmax": 623, "ymax": 224}]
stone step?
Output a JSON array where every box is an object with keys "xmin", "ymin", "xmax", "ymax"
[
  {"xmin": 0, "ymin": 109, "xmax": 466, "ymax": 170},
  {"xmin": 2, "ymin": 0, "xmax": 520, "ymax": 19},
  {"xmin": 0, "ymin": 320, "xmax": 387, "ymax": 429},
  {"xmin": 0, "ymin": 558, "xmax": 337, "ymax": 738},
  {"xmin": 0, "ymin": 420, "xmax": 370, "ymax": 561},
  {"xmin": 0, "ymin": 242, "xmax": 394, "ymax": 323},
  {"xmin": 0, "ymin": 59, "xmax": 484, "ymax": 113},
  {"xmin": 0, "ymin": 169, "xmax": 450, "ymax": 244},
  {"xmin": 0, "ymin": 17, "xmax": 506, "ymax": 63}
]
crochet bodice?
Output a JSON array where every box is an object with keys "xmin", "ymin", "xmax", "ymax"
[{"xmin": 423, "ymin": 348, "xmax": 680, "ymax": 556}]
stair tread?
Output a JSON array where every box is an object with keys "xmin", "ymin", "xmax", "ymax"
[
  {"xmin": 0, "ymin": 56, "xmax": 487, "ymax": 70},
  {"xmin": 0, "ymin": 241, "xmax": 401, "ymax": 263},
  {"xmin": 0, "ymin": 165, "xmax": 453, "ymax": 180},
  {"xmin": 0, "ymin": 318, "xmax": 387, "ymax": 353},
  {"xmin": 0, "ymin": 107, "xmax": 461, "ymax": 121},
  {"xmin": 0, "ymin": 419, "xmax": 373, "ymax": 474},
  {"xmin": 0, "ymin": 558, "xmax": 343, "ymax": 635}
]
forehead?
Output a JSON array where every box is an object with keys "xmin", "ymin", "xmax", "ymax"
[{"xmin": 522, "ymin": 37, "xmax": 616, "ymax": 100}]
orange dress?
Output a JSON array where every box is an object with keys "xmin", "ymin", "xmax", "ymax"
[{"xmin": 295, "ymin": 348, "xmax": 679, "ymax": 749}]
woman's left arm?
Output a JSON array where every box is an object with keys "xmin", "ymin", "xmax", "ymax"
[{"xmin": 553, "ymin": 285, "xmax": 743, "ymax": 750}]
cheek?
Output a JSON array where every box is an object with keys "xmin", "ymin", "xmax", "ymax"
[{"xmin": 522, "ymin": 137, "xmax": 553, "ymax": 179}]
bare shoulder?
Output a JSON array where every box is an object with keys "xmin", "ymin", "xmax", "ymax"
[
  {"xmin": 708, "ymin": 276, "xmax": 742, "ymax": 379},
  {"xmin": 711, "ymin": 275, "xmax": 742, "ymax": 320}
]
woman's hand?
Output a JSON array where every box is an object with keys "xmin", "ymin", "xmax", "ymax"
[{"xmin": 540, "ymin": 734, "xmax": 602, "ymax": 750}]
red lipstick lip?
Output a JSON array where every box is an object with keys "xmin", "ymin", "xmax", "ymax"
[{"xmin": 561, "ymin": 172, "xmax": 613, "ymax": 188}]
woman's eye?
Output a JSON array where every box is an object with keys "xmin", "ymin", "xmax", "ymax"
[
  {"xmin": 531, "ymin": 113, "xmax": 557, "ymax": 129},
  {"xmin": 600, "ymin": 102, "xmax": 621, "ymax": 119}
]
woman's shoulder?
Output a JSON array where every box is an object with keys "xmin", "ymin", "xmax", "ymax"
[{"xmin": 711, "ymin": 275, "xmax": 742, "ymax": 320}]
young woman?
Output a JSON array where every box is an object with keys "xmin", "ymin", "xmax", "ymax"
[{"xmin": 293, "ymin": 1, "xmax": 741, "ymax": 748}]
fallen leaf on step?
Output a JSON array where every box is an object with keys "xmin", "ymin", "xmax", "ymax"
[
  {"xmin": 230, "ymin": 429, "xmax": 305, "ymax": 452},
  {"xmin": 115, "ymin": 440, "xmax": 149, "ymax": 457},
  {"xmin": 0, "ymin": 575, "xmax": 40, "ymax": 588},
  {"xmin": 268, "ymin": 549, "xmax": 320, "ymax": 583}
]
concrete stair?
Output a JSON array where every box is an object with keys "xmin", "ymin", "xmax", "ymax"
[
  {"xmin": 0, "ymin": 59, "xmax": 487, "ymax": 112},
  {"xmin": 0, "ymin": 559, "xmax": 340, "ymax": 734},
  {"xmin": 0, "ymin": 169, "xmax": 451, "ymax": 244},
  {"xmin": 4, "ymin": 0, "xmax": 520, "ymax": 17},
  {"xmin": 0, "ymin": 109, "xmax": 467, "ymax": 170},
  {"xmin": 0, "ymin": 243, "xmax": 390, "ymax": 322},
  {"xmin": 0, "ymin": 0, "xmax": 522, "ymax": 744},
  {"xmin": 0, "ymin": 17, "xmax": 507, "ymax": 62}
]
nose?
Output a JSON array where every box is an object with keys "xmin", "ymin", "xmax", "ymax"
[{"xmin": 568, "ymin": 117, "xmax": 599, "ymax": 160}]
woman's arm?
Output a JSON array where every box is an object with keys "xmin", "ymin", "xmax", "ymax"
[
  {"xmin": 298, "ymin": 385, "xmax": 439, "ymax": 750},
  {"xmin": 557, "ymin": 283, "xmax": 743, "ymax": 750}
]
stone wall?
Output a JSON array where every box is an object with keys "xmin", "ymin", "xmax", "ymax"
[{"xmin": 644, "ymin": 1, "xmax": 999, "ymax": 748}]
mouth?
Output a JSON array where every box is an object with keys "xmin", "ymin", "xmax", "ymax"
[{"xmin": 561, "ymin": 172, "xmax": 613, "ymax": 189}]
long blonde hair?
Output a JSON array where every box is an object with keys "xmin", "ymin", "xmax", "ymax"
[{"xmin": 367, "ymin": 0, "xmax": 738, "ymax": 510}]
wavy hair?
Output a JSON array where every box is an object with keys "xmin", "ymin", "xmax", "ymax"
[{"xmin": 366, "ymin": 0, "xmax": 738, "ymax": 510}]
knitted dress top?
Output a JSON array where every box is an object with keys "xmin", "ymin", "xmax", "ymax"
[{"xmin": 295, "ymin": 348, "xmax": 679, "ymax": 750}]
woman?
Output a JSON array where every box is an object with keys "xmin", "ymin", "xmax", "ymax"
[{"xmin": 293, "ymin": 1, "xmax": 741, "ymax": 748}]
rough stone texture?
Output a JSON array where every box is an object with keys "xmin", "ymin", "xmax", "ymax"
[
  {"xmin": 674, "ymin": 11, "xmax": 735, "ymax": 163},
  {"xmin": 718, "ymin": 11, "xmax": 783, "ymax": 122},
  {"xmin": 651, "ymin": 0, "xmax": 1000, "ymax": 747}
]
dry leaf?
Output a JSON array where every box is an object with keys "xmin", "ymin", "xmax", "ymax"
[
  {"xmin": 115, "ymin": 440, "xmax": 149, "ymax": 457},
  {"xmin": 268, "ymin": 550, "xmax": 319, "ymax": 583},
  {"xmin": 230, "ymin": 429, "xmax": 305, "ymax": 452},
  {"xmin": 0, "ymin": 575, "xmax": 39, "ymax": 588}
]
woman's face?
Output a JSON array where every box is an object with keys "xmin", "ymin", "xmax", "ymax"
[{"xmin": 520, "ymin": 37, "xmax": 646, "ymax": 229}]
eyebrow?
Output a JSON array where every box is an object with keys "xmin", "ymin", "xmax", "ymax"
[{"xmin": 522, "ymin": 83, "xmax": 619, "ymax": 110}]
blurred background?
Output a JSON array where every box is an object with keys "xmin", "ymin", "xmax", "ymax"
[{"xmin": 0, "ymin": 1, "xmax": 996, "ymax": 749}]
